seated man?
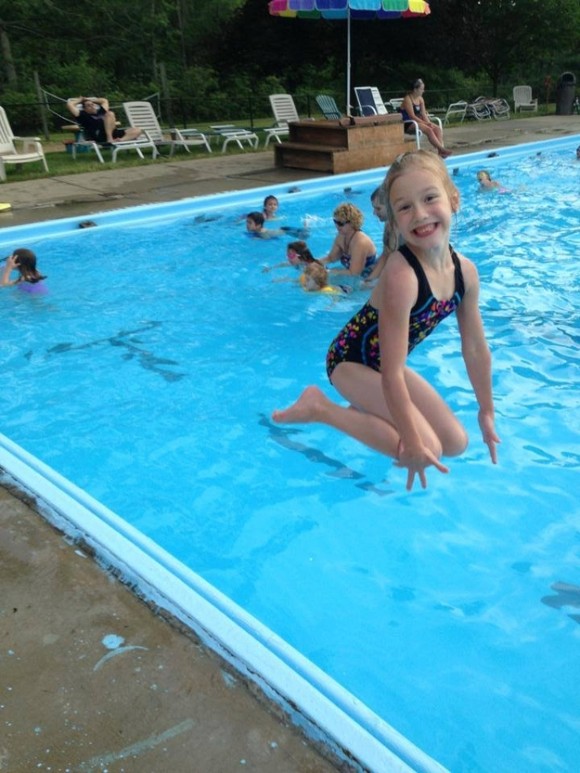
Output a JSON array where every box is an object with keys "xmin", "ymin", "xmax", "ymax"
[{"xmin": 66, "ymin": 96, "xmax": 142, "ymax": 145}]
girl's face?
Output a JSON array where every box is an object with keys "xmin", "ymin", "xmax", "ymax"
[
  {"xmin": 287, "ymin": 249, "xmax": 301, "ymax": 267},
  {"xmin": 390, "ymin": 168, "xmax": 456, "ymax": 252},
  {"xmin": 264, "ymin": 198, "xmax": 278, "ymax": 217}
]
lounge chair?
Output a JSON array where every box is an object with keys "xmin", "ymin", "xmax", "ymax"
[
  {"xmin": 354, "ymin": 87, "xmax": 389, "ymax": 117},
  {"xmin": 65, "ymin": 99, "xmax": 160, "ymax": 163},
  {"xmin": 209, "ymin": 125, "xmax": 259, "ymax": 152},
  {"xmin": 513, "ymin": 85, "xmax": 538, "ymax": 113},
  {"xmin": 443, "ymin": 101, "xmax": 468, "ymax": 125},
  {"xmin": 264, "ymin": 94, "xmax": 300, "ymax": 147},
  {"xmin": 0, "ymin": 106, "xmax": 48, "ymax": 181},
  {"xmin": 316, "ymin": 94, "xmax": 343, "ymax": 120},
  {"xmin": 467, "ymin": 97, "xmax": 510, "ymax": 121},
  {"xmin": 123, "ymin": 101, "xmax": 211, "ymax": 155}
]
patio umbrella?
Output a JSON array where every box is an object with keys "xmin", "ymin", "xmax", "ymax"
[{"xmin": 268, "ymin": 0, "xmax": 431, "ymax": 115}]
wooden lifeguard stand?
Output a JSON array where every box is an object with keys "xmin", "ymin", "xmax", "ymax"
[{"xmin": 273, "ymin": 114, "xmax": 410, "ymax": 174}]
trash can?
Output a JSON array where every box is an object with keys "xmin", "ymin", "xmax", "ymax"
[{"xmin": 556, "ymin": 71, "xmax": 576, "ymax": 115}]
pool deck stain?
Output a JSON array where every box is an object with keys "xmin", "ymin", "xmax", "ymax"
[{"xmin": 0, "ymin": 115, "xmax": 578, "ymax": 773}]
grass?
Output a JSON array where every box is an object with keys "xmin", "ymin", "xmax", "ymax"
[{"xmin": 2, "ymin": 118, "xmax": 274, "ymax": 184}]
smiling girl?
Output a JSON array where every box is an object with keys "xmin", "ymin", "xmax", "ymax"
[{"xmin": 272, "ymin": 151, "xmax": 499, "ymax": 491}]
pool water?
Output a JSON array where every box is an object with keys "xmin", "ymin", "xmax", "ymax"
[{"xmin": 1, "ymin": 139, "xmax": 579, "ymax": 772}]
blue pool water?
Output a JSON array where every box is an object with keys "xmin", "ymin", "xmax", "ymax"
[{"xmin": 1, "ymin": 138, "xmax": 579, "ymax": 771}]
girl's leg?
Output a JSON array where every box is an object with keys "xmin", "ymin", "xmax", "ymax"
[
  {"xmin": 325, "ymin": 362, "xmax": 467, "ymax": 457},
  {"xmin": 272, "ymin": 362, "xmax": 459, "ymax": 460},
  {"xmin": 423, "ymin": 125, "xmax": 452, "ymax": 157},
  {"xmin": 272, "ymin": 384, "xmax": 402, "ymax": 458}
]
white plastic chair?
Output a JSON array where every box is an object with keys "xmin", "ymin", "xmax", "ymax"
[
  {"xmin": 0, "ymin": 106, "xmax": 48, "ymax": 181},
  {"xmin": 264, "ymin": 94, "xmax": 300, "ymax": 147},
  {"xmin": 123, "ymin": 101, "xmax": 211, "ymax": 155},
  {"xmin": 443, "ymin": 101, "xmax": 468, "ymax": 124},
  {"xmin": 209, "ymin": 125, "xmax": 259, "ymax": 152},
  {"xmin": 513, "ymin": 86, "xmax": 538, "ymax": 113},
  {"xmin": 66, "ymin": 99, "xmax": 160, "ymax": 163}
]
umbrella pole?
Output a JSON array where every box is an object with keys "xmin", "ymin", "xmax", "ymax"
[{"xmin": 346, "ymin": 9, "xmax": 351, "ymax": 115}]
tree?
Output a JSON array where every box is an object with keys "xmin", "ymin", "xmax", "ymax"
[{"xmin": 432, "ymin": 0, "xmax": 580, "ymax": 93}]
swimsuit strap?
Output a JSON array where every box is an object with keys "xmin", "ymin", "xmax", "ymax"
[
  {"xmin": 399, "ymin": 243, "xmax": 464, "ymax": 312},
  {"xmin": 399, "ymin": 244, "xmax": 430, "ymax": 312}
]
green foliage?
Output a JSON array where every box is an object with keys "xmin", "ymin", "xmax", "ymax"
[{"xmin": 0, "ymin": 0, "xmax": 578, "ymax": 120}]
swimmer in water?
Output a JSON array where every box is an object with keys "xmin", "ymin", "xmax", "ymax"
[{"xmin": 1, "ymin": 248, "xmax": 48, "ymax": 293}]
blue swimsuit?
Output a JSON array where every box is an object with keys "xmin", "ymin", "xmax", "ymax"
[
  {"xmin": 340, "ymin": 251, "xmax": 378, "ymax": 280},
  {"xmin": 326, "ymin": 244, "xmax": 465, "ymax": 379}
]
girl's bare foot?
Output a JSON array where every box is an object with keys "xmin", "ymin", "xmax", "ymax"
[{"xmin": 272, "ymin": 386, "xmax": 330, "ymax": 424}]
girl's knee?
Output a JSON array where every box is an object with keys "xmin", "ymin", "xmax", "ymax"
[{"xmin": 442, "ymin": 426, "xmax": 468, "ymax": 457}]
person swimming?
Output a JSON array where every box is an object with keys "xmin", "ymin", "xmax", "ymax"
[{"xmin": 0, "ymin": 248, "xmax": 48, "ymax": 294}]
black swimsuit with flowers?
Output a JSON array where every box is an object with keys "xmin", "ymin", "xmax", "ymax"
[{"xmin": 325, "ymin": 244, "xmax": 465, "ymax": 379}]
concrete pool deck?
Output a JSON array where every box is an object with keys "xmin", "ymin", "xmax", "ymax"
[{"xmin": 1, "ymin": 114, "xmax": 579, "ymax": 773}]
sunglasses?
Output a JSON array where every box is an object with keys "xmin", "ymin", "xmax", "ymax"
[{"xmin": 333, "ymin": 219, "xmax": 349, "ymax": 227}]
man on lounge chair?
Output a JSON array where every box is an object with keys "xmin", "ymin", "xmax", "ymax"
[{"xmin": 67, "ymin": 96, "xmax": 142, "ymax": 145}]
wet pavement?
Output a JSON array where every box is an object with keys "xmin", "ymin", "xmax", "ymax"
[{"xmin": 0, "ymin": 114, "xmax": 579, "ymax": 773}]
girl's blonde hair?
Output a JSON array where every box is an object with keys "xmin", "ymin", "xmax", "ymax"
[
  {"xmin": 333, "ymin": 203, "xmax": 363, "ymax": 231},
  {"xmin": 303, "ymin": 262, "xmax": 329, "ymax": 289},
  {"xmin": 382, "ymin": 150, "xmax": 460, "ymax": 252}
]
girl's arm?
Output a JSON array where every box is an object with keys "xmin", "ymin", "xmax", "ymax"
[
  {"xmin": 262, "ymin": 261, "xmax": 290, "ymax": 273},
  {"xmin": 455, "ymin": 257, "xmax": 500, "ymax": 463},
  {"xmin": 0, "ymin": 255, "xmax": 18, "ymax": 287},
  {"xmin": 377, "ymin": 255, "xmax": 449, "ymax": 489}
]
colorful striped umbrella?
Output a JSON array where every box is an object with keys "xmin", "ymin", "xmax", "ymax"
[{"xmin": 268, "ymin": 0, "xmax": 431, "ymax": 114}]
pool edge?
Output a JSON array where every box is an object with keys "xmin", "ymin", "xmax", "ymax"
[{"xmin": 0, "ymin": 434, "xmax": 448, "ymax": 773}]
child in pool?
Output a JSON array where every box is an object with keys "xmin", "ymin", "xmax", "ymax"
[
  {"xmin": 272, "ymin": 150, "xmax": 500, "ymax": 491},
  {"xmin": 246, "ymin": 212, "xmax": 309, "ymax": 240},
  {"xmin": 263, "ymin": 195, "xmax": 279, "ymax": 220},
  {"xmin": 1, "ymin": 248, "xmax": 48, "ymax": 294},
  {"xmin": 262, "ymin": 240, "xmax": 320, "ymax": 273},
  {"xmin": 477, "ymin": 170, "xmax": 507, "ymax": 192},
  {"xmin": 301, "ymin": 261, "xmax": 352, "ymax": 295}
]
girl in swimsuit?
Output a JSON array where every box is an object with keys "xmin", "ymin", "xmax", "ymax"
[
  {"xmin": 272, "ymin": 150, "xmax": 499, "ymax": 491},
  {"xmin": 320, "ymin": 203, "xmax": 378, "ymax": 280},
  {"xmin": 1, "ymin": 248, "xmax": 48, "ymax": 294},
  {"xmin": 400, "ymin": 79, "xmax": 452, "ymax": 159}
]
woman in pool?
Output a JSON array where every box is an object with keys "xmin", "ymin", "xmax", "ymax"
[
  {"xmin": 1, "ymin": 248, "xmax": 48, "ymax": 294},
  {"xmin": 400, "ymin": 79, "xmax": 452, "ymax": 159},
  {"xmin": 321, "ymin": 203, "xmax": 378, "ymax": 280},
  {"xmin": 272, "ymin": 150, "xmax": 499, "ymax": 491}
]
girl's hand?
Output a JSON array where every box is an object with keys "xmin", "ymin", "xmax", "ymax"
[
  {"xmin": 6, "ymin": 254, "xmax": 18, "ymax": 269},
  {"xmin": 478, "ymin": 410, "xmax": 500, "ymax": 464},
  {"xmin": 394, "ymin": 442, "xmax": 449, "ymax": 491}
]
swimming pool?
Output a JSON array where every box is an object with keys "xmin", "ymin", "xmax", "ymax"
[{"xmin": 1, "ymin": 137, "xmax": 579, "ymax": 772}]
